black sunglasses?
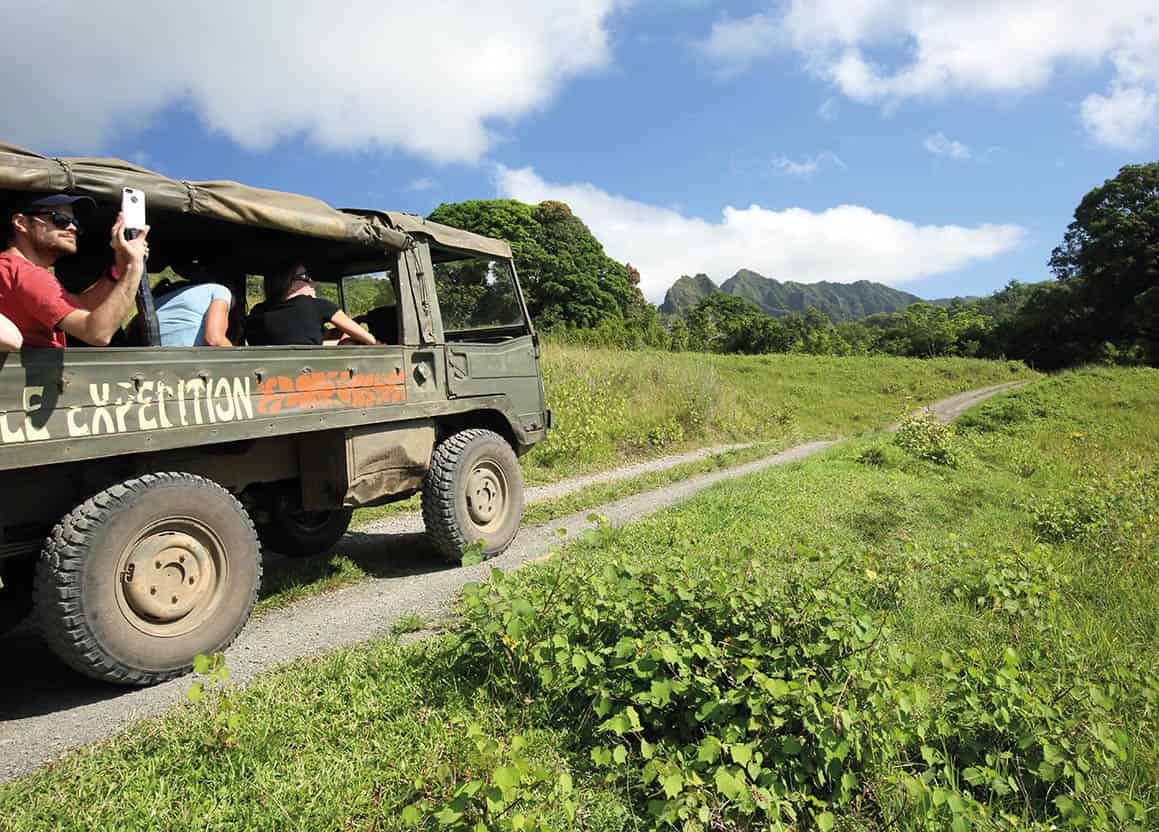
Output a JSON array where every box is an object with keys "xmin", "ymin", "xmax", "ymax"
[
  {"xmin": 293, "ymin": 273, "xmax": 314, "ymax": 284},
  {"xmin": 28, "ymin": 210, "xmax": 83, "ymax": 235}
]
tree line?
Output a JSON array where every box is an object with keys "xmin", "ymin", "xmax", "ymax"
[{"xmin": 429, "ymin": 162, "xmax": 1158, "ymax": 369}]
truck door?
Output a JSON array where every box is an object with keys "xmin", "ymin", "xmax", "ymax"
[{"xmin": 429, "ymin": 249, "xmax": 546, "ymax": 435}]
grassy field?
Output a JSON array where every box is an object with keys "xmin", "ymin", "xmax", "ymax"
[
  {"xmin": 520, "ymin": 344, "xmax": 1033, "ymax": 483},
  {"xmin": 265, "ymin": 348, "xmax": 1034, "ymax": 610},
  {"xmin": 3, "ymin": 366, "xmax": 1155, "ymax": 831}
]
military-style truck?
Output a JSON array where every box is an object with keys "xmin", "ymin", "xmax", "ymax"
[{"xmin": 0, "ymin": 142, "xmax": 549, "ymax": 685}]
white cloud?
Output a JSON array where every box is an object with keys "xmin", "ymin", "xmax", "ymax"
[
  {"xmin": 696, "ymin": 12, "xmax": 782, "ymax": 76},
  {"xmin": 1080, "ymin": 84, "xmax": 1159, "ymax": 149},
  {"xmin": 496, "ymin": 166, "xmax": 1025, "ymax": 302},
  {"xmin": 817, "ymin": 97, "xmax": 838, "ymax": 121},
  {"xmin": 697, "ymin": 2, "xmax": 1159, "ymax": 148},
  {"xmin": 406, "ymin": 177, "xmax": 438, "ymax": 192},
  {"xmin": 0, "ymin": 1, "xmax": 623, "ymax": 163},
  {"xmin": 923, "ymin": 132, "xmax": 972, "ymax": 160},
  {"xmin": 771, "ymin": 152, "xmax": 846, "ymax": 177}
]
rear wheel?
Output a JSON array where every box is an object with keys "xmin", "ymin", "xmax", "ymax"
[
  {"xmin": 35, "ymin": 472, "xmax": 262, "ymax": 685},
  {"xmin": 422, "ymin": 429, "xmax": 524, "ymax": 564},
  {"xmin": 257, "ymin": 500, "xmax": 353, "ymax": 558},
  {"xmin": 0, "ymin": 557, "xmax": 34, "ymax": 634}
]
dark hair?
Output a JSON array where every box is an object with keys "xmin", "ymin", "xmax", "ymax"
[
  {"xmin": 173, "ymin": 260, "xmax": 225, "ymax": 286},
  {"xmin": 263, "ymin": 271, "xmax": 294, "ymax": 300},
  {"xmin": 2, "ymin": 204, "xmax": 17, "ymax": 247}
]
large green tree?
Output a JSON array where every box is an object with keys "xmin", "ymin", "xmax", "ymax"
[
  {"xmin": 686, "ymin": 294, "xmax": 767, "ymax": 353},
  {"xmin": 1048, "ymin": 162, "xmax": 1159, "ymax": 364},
  {"xmin": 427, "ymin": 199, "xmax": 645, "ymax": 333}
]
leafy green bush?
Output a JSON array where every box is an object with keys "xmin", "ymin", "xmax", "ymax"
[
  {"xmin": 895, "ymin": 410, "xmax": 961, "ymax": 467},
  {"xmin": 1031, "ymin": 467, "xmax": 1158, "ymax": 545},
  {"xmin": 856, "ymin": 445, "xmax": 891, "ymax": 467},
  {"xmin": 944, "ymin": 544, "xmax": 1065, "ymax": 619},
  {"xmin": 437, "ymin": 526, "xmax": 1156, "ymax": 830},
  {"xmin": 401, "ymin": 725, "xmax": 579, "ymax": 830}
]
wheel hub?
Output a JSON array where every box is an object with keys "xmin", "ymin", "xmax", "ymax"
[
  {"xmin": 121, "ymin": 532, "xmax": 215, "ymax": 623},
  {"xmin": 466, "ymin": 463, "xmax": 506, "ymax": 527}
]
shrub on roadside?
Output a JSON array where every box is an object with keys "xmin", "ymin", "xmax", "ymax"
[
  {"xmin": 855, "ymin": 445, "xmax": 897, "ymax": 467},
  {"xmin": 895, "ymin": 410, "xmax": 960, "ymax": 467},
  {"xmin": 434, "ymin": 527, "xmax": 1156, "ymax": 830}
]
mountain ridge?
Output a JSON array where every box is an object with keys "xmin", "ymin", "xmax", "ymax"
[{"xmin": 660, "ymin": 269, "xmax": 941, "ymax": 322}]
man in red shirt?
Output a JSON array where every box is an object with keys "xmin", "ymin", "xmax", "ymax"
[{"xmin": 0, "ymin": 194, "xmax": 150, "ymax": 348}]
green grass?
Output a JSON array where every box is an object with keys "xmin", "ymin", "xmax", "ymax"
[
  {"xmin": 256, "ymin": 553, "xmax": 372, "ymax": 614},
  {"xmin": 278, "ymin": 349, "xmax": 1033, "ymax": 613},
  {"xmin": 20, "ymin": 368, "xmax": 1155, "ymax": 832},
  {"xmin": 522, "ymin": 344, "xmax": 1034, "ymax": 482}
]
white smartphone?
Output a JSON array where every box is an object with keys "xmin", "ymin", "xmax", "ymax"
[{"xmin": 121, "ymin": 187, "xmax": 146, "ymax": 237}]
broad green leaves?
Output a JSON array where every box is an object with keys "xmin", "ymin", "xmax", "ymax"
[{"xmin": 438, "ymin": 494, "xmax": 1158, "ymax": 830}]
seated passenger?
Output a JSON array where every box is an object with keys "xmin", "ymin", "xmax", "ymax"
[
  {"xmin": 155, "ymin": 262, "xmax": 233, "ymax": 347},
  {"xmin": 356, "ymin": 304, "xmax": 399, "ymax": 344},
  {"xmin": 0, "ymin": 311, "xmax": 23, "ymax": 351},
  {"xmin": 247, "ymin": 264, "xmax": 376, "ymax": 346},
  {"xmin": 0, "ymin": 195, "xmax": 149, "ymax": 348}
]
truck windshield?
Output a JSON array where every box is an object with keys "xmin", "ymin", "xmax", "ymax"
[{"xmin": 432, "ymin": 256, "xmax": 524, "ymax": 335}]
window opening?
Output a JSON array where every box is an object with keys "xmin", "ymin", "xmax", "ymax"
[
  {"xmin": 432, "ymin": 255, "xmax": 524, "ymax": 338},
  {"xmin": 341, "ymin": 268, "xmax": 399, "ymax": 344}
]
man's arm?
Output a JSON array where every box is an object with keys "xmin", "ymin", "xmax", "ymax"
[
  {"xmin": 58, "ymin": 215, "xmax": 149, "ymax": 346},
  {"xmin": 0, "ymin": 313, "xmax": 23, "ymax": 352},
  {"xmin": 202, "ymin": 299, "xmax": 232, "ymax": 347},
  {"xmin": 71, "ymin": 275, "xmax": 118, "ymax": 310}
]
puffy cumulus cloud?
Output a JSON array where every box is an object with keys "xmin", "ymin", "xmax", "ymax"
[
  {"xmin": 923, "ymin": 132, "xmax": 972, "ymax": 160},
  {"xmin": 1081, "ymin": 84, "xmax": 1159, "ymax": 149},
  {"xmin": 696, "ymin": 12, "xmax": 782, "ymax": 75},
  {"xmin": 697, "ymin": 2, "xmax": 1159, "ymax": 149},
  {"xmin": 496, "ymin": 166, "xmax": 1025, "ymax": 302},
  {"xmin": 0, "ymin": 1, "xmax": 622, "ymax": 162}
]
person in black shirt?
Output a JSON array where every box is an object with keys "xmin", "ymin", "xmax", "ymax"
[{"xmin": 247, "ymin": 264, "xmax": 377, "ymax": 346}]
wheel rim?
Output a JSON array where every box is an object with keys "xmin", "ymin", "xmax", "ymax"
[
  {"xmin": 115, "ymin": 518, "xmax": 228, "ymax": 638},
  {"xmin": 465, "ymin": 457, "xmax": 509, "ymax": 532}
]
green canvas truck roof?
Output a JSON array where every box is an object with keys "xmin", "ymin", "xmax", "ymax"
[{"xmin": 0, "ymin": 141, "xmax": 511, "ymax": 260}]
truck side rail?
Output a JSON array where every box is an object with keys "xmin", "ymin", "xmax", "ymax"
[{"xmin": 0, "ymin": 346, "xmax": 530, "ymax": 470}]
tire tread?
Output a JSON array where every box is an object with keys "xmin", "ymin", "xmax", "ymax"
[
  {"xmin": 34, "ymin": 472, "xmax": 261, "ymax": 686},
  {"xmin": 421, "ymin": 429, "xmax": 522, "ymax": 564}
]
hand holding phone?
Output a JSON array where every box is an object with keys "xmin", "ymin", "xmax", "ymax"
[
  {"xmin": 122, "ymin": 187, "xmax": 146, "ymax": 241},
  {"xmin": 110, "ymin": 212, "xmax": 149, "ymax": 264}
]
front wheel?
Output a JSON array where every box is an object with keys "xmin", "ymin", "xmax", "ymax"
[
  {"xmin": 35, "ymin": 472, "xmax": 262, "ymax": 685},
  {"xmin": 422, "ymin": 429, "xmax": 524, "ymax": 564}
]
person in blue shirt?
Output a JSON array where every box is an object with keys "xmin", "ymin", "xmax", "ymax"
[{"xmin": 155, "ymin": 263, "xmax": 234, "ymax": 347}]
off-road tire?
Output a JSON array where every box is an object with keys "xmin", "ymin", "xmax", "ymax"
[
  {"xmin": 0, "ymin": 557, "xmax": 34, "ymax": 634},
  {"xmin": 257, "ymin": 506, "xmax": 353, "ymax": 558},
  {"xmin": 422, "ymin": 429, "xmax": 524, "ymax": 564},
  {"xmin": 35, "ymin": 472, "xmax": 262, "ymax": 686}
]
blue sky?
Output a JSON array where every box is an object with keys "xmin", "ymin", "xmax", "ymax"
[{"xmin": 3, "ymin": 1, "xmax": 1156, "ymax": 303}]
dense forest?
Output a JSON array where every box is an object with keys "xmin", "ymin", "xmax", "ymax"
[{"xmin": 429, "ymin": 162, "xmax": 1159, "ymax": 369}]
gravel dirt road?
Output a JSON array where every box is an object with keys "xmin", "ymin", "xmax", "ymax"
[{"xmin": 0, "ymin": 381, "xmax": 1028, "ymax": 782}]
